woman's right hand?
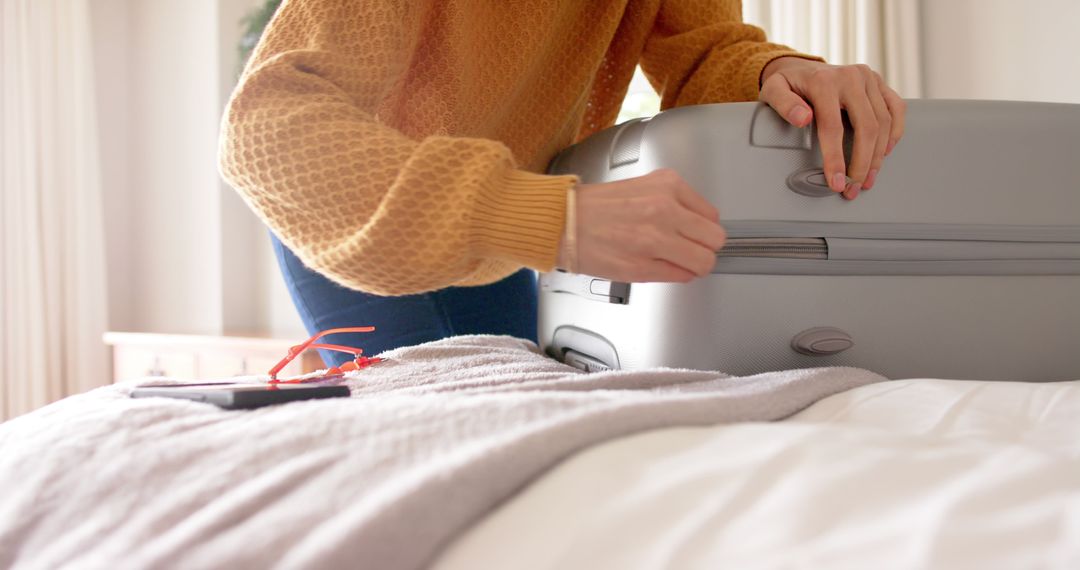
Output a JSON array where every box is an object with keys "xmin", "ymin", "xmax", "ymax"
[{"xmin": 559, "ymin": 169, "xmax": 727, "ymax": 282}]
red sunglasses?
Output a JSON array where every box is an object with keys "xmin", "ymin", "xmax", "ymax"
[{"xmin": 268, "ymin": 326, "xmax": 382, "ymax": 383}]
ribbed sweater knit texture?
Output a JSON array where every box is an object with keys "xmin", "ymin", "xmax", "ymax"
[{"xmin": 219, "ymin": 0, "xmax": 811, "ymax": 295}]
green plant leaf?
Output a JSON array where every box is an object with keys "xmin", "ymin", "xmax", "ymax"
[{"xmin": 237, "ymin": 0, "xmax": 283, "ymax": 76}]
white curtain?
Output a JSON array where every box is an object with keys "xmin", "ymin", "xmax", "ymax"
[
  {"xmin": 1, "ymin": 0, "xmax": 108, "ymax": 420},
  {"xmin": 744, "ymin": 0, "xmax": 924, "ymax": 98}
]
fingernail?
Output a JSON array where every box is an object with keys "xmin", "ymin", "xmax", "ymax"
[
  {"xmin": 790, "ymin": 106, "xmax": 810, "ymax": 126},
  {"xmin": 831, "ymin": 173, "xmax": 846, "ymax": 193},
  {"xmin": 864, "ymin": 169, "xmax": 878, "ymax": 190},
  {"xmin": 886, "ymin": 140, "xmax": 896, "ymax": 156},
  {"xmin": 843, "ymin": 182, "xmax": 861, "ymax": 200}
]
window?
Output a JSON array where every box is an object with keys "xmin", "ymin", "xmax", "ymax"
[{"xmin": 616, "ymin": 66, "xmax": 662, "ymax": 123}]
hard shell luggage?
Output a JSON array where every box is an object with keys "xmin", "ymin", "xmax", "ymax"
[{"xmin": 538, "ymin": 100, "xmax": 1080, "ymax": 381}]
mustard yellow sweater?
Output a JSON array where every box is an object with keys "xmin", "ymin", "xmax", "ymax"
[{"xmin": 219, "ymin": 0, "xmax": 811, "ymax": 296}]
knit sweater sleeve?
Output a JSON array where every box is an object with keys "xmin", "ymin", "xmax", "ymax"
[
  {"xmin": 639, "ymin": 0, "xmax": 824, "ymax": 108},
  {"xmin": 218, "ymin": 0, "xmax": 575, "ymax": 296}
]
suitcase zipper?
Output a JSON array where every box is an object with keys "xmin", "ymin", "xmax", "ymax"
[
  {"xmin": 712, "ymin": 235, "xmax": 1080, "ymax": 275},
  {"xmin": 717, "ymin": 238, "xmax": 828, "ymax": 259}
]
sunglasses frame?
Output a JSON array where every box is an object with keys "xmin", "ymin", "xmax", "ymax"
[{"xmin": 268, "ymin": 326, "xmax": 380, "ymax": 383}]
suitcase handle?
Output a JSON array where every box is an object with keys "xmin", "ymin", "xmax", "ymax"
[
  {"xmin": 549, "ymin": 326, "xmax": 620, "ymax": 371},
  {"xmin": 750, "ymin": 102, "xmax": 855, "ymax": 199}
]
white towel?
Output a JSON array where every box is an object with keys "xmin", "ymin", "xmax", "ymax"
[{"xmin": 0, "ymin": 335, "xmax": 884, "ymax": 569}]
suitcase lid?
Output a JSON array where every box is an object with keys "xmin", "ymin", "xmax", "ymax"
[{"xmin": 549, "ymin": 100, "xmax": 1080, "ymax": 234}]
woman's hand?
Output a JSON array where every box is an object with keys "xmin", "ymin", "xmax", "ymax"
[
  {"xmin": 558, "ymin": 169, "xmax": 727, "ymax": 283},
  {"xmin": 759, "ymin": 57, "xmax": 907, "ymax": 200}
]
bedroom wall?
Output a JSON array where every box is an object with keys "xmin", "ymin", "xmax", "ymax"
[
  {"xmin": 920, "ymin": 0, "xmax": 1080, "ymax": 103},
  {"xmin": 90, "ymin": 0, "xmax": 133, "ymax": 332},
  {"xmin": 90, "ymin": 0, "xmax": 307, "ymax": 339},
  {"xmin": 127, "ymin": 0, "xmax": 225, "ymax": 335}
]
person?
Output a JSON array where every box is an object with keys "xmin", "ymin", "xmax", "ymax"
[{"xmin": 219, "ymin": 0, "xmax": 906, "ymax": 365}]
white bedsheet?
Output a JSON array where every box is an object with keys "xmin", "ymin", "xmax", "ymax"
[{"xmin": 435, "ymin": 378, "xmax": 1080, "ymax": 570}]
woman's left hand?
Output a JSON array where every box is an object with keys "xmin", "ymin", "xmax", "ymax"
[{"xmin": 759, "ymin": 57, "xmax": 906, "ymax": 200}]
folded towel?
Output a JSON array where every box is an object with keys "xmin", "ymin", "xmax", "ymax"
[{"xmin": 0, "ymin": 335, "xmax": 884, "ymax": 569}]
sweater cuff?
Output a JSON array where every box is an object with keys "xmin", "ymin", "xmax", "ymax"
[
  {"xmin": 739, "ymin": 50, "xmax": 826, "ymax": 101},
  {"xmin": 469, "ymin": 169, "xmax": 578, "ymax": 271}
]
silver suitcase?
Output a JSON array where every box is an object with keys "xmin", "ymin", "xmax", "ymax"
[{"xmin": 538, "ymin": 101, "xmax": 1080, "ymax": 381}]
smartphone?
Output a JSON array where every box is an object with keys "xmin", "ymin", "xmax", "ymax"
[{"xmin": 130, "ymin": 382, "xmax": 350, "ymax": 410}]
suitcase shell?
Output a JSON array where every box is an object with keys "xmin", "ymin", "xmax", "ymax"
[{"xmin": 538, "ymin": 100, "xmax": 1080, "ymax": 381}]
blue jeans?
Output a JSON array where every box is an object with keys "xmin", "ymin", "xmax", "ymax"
[{"xmin": 270, "ymin": 233, "xmax": 538, "ymax": 367}]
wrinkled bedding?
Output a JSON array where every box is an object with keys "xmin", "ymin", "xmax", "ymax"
[{"xmin": 0, "ymin": 336, "xmax": 881, "ymax": 570}]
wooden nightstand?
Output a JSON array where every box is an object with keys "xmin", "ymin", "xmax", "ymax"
[{"xmin": 103, "ymin": 332, "xmax": 324, "ymax": 382}]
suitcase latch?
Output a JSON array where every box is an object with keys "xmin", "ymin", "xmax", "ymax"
[{"xmin": 791, "ymin": 327, "xmax": 855, "ymax": 356}]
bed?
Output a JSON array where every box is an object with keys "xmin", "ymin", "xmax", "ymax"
[{"xmin": 1, "ymin": 335, "xmax": 1077, "ymax": 569}]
